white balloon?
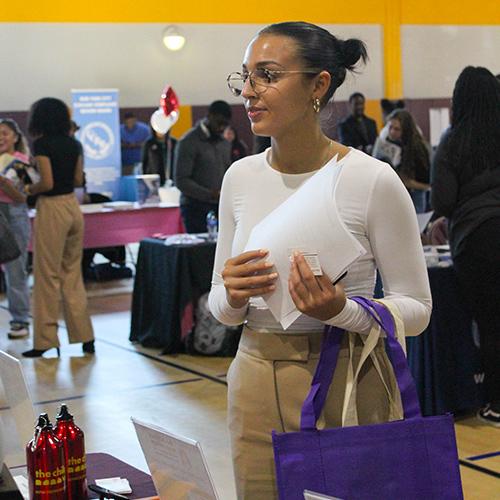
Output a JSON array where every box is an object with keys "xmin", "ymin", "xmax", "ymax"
[{"xmin": 150, "ymin": 108, "xmax": 179, "ymax": 134}]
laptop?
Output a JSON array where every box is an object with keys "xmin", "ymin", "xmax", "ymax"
[
  {"xmin": 131, "ymin": 417, "xmax": 219, "ymax": 500},
  {"xmin": 0, "ymin": 350, "xmax": 37, "ymax": 466}
]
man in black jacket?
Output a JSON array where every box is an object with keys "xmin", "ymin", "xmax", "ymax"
[
  {"xmin": 338, "ymin": 92, "xmax": 378, "ymax": 154},
  {"xmin": 174, "ymin": 101, "xmax": 232, "ymax": 233}
]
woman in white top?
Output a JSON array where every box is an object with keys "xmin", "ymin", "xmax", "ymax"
[{"xmin": 208, "ymin": 21, "xmax": 431, "ymax": 499}]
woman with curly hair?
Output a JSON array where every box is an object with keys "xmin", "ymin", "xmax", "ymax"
[{"xmin": 22, "ymin": 97, "xmax": 94, "ymax": 358}]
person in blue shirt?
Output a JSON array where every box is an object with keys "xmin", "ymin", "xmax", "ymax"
[{"xmin": 120, "ymin": 112, "xmax": 150, "ymax": 175}]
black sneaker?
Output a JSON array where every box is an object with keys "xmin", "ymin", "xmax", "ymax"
[
  {"xmin": 8, "ymin": 322, "xmax": 30, "ymax": 339},
  {"xmin": 477, "ymin": 404, "xmax": 500, "ymax": 427}
]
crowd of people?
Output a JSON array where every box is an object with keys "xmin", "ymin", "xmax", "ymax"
[{"xmin": 0, "ymin": 26, "xmax": 498, "ymax": 496}]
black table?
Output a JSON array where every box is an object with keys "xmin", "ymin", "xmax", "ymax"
[
  {"xmin": 87, "ymin": 453, "xmax": 157, "ymax": 499},
  {"xmin": 130, "ymin": 238, "xmax": 216, "ymax": 353},
  {"xmin": 406, "ymin": 265, "xmax": 485, "ymax": 416}
]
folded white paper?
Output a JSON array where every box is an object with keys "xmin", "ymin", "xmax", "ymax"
[
  {"xmin": 95, "ymin": 477, "xmax": 132, "ymax": 494},
  {"xmin": 244, "ymin": 156, "xmax": 366, "ymax": 329}
]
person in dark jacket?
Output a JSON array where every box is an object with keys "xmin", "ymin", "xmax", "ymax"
[
  {"xmin": 432, "ymin": 66, "xmax": 500, "ymax": 426},
  {"xmin": 174, "ymin": 100, "xmax": 232, "ymax": 233},
  {"xmin": 337, "ymin": 92, "xmax": 377, "ymax": 154},
  {"xmin": 141, "ymin": 126, "xmax": 177, "ymax": 186}
]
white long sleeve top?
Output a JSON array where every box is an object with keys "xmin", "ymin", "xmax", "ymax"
[{"xmin": 208, "ymin": 148, "xmax": 432, "ymax": 336}]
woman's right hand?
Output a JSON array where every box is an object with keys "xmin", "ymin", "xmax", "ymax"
[{"xmin": 222, "ymin": 249, "xmax": 278, "ymax": 309}]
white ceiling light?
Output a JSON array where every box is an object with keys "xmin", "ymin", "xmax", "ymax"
[{"xmin": 162, "ymin": 26, "xmax": 186, "ymax": 51}]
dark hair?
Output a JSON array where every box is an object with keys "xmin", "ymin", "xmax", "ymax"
[
  {"xmin": 387, "ymin": 109, "xmax": 429, "ymax": 180},
  {"xmin": 28, "ymin": 98, "xmax": 71, "ymax": 137},
  {"xmin": 0, "ymin": 118, "xmax": 29, "ymax": 154},
  {"xmin": 349, "ymin": 92, "xmax": 365, "ymax": 103},
  {"xmin": 448, "ymin": 66, "xmax": 500, "ymax": 179},
  {"xmin": 208, "ymin": 100, "xmax": 232, "ymax": 119},
  {"xmin": 381, "ymin": 98, "xmax": 405, "ymax": 120},
  {"xmin": 259, "ymin": 21, "xmax": 368, "ymax": 107},
  {"xmin": 124, "ymin": 111, "xmax": 136, "ymax": 120}
]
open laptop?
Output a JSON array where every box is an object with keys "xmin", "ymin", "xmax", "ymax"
[
  {"xmin": 131, "ymin": 417, "xmax": 219, "ymax": 500},
  {"xmin": 0, "ymin": 350, "xmax": 37, "ymax": 466}
]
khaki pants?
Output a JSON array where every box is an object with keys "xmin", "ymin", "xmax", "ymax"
[
  {"xmin": 227, "ymin": 325, "xmax": 400, "ymax": 500},
  {"xmin": 33, "ymin": 194, "xmax": 94, "ymax": 349}
]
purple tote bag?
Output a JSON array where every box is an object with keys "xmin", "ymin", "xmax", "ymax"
[{"xmin": 272, "ymin": 297, "xmax": 463, "ymax": 500}]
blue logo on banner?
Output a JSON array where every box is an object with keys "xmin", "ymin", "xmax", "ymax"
[
  {"xmin": 71, "ymin": 89, "xmax": 122, "ymax": 199},
  {"xmin": 80, "ymin": 122, "xmax": 115, "ymax": 160}
]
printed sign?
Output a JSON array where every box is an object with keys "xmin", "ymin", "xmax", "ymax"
[{"xmin": 71, "ymin": 89, "xmax": 122, "ymax": 199}]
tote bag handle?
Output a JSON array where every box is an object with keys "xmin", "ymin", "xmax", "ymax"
[{"xmin": 300, "ymin": 297, "xmax": 422, "ymax": 431}]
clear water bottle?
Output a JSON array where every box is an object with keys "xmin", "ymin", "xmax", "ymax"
[{"xmin": 206, "ymin": 211, "xmax": 218, "ymax": 241}]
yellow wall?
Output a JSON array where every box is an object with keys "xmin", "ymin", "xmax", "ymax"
[
  {"xmin": 170, "ymin": 105, "xmax": 192, "ymax": 139},
  {"xmin": 2, "ymin": 0, "xmax": 498, "ymax": 23}
]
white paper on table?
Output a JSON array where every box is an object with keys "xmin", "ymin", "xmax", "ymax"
[
  {"xmin": 304, "ymin": 490, "xmax": 343, "ymax": 500},
  {"xmin": 243, "ymin": 156, "xmax": 366, "ymax": 329},
  {"xmin": 131, "ymin": 417, "xmax": 219, "ymax": 500},
  {"xmin": 95, "ymin": 477, "xmax": 132, "ymax": 494},
  {"xmin": 416, "ymin": 210, "xmax": 433, "ymax": 234}
]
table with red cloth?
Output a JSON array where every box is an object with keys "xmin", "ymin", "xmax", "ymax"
[{"xmin": 29, "ymin": 202, "xmax": 184, "ymax": 249}]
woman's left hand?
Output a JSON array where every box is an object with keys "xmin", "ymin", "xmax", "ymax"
[{"xmin": 288, "ymin": 252, "xmax": 346, "ymax": 321}]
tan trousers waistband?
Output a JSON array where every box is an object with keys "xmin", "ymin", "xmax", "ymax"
[{"xmin": 239, "ymin": 325, "xmax": 386, "ymax": 362}]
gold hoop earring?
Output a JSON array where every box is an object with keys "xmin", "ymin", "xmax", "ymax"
[{"xmin": 312, "ymin": 98, "xmax": 321, "ymax": 113}]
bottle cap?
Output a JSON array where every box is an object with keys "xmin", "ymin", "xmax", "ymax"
[
  {"xmin": 36, "ymin": 413, "xmax": 52, "ymax": 429},
  {"xmin": 56, "ymin": 403, "xmax": 74, "ymax": 422}
]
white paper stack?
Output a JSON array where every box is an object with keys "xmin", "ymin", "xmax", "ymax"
[{"xmin": 244, "ymin": 156, "xmax": 366, "ymax": 329}]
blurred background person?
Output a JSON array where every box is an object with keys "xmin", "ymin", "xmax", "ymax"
[
  {"xmin": 141, "ymin": 125, "xmax": 177, "ymax": 186},
  {"xmin": 337, "ymin": 92, "xmax": 378, "ymax": 154},
  {"xmin": 0, "ymin": 119, "xmax": 32, "ymax": 339},
  {"xmin": 175, "ymin": 100, "xmax": 232, "ymax": 233},
  {"xmin": 22, "ymin": 97, "xmax": 94, "ymax": 357},
  {"xmin": 432, "ymin": 66, "xmax": 500, "ymax": 426},
  {"xmin": 120, "ymin": 111, "xmax": 149, "ymax": 176},
  {"xmin": 379, "ymin": 109, "xmax": 430, "ymax": 213},
  {"xmin": 223, "ymin": 125, "xmax": 248, "ymax": 163}
]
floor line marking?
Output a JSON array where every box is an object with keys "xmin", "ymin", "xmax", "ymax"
[
  {"xmin": 0, "ymin": 377, "xmax": 203, "ymax": 411},
  {"xmin": 0, "ymin": 306, "xmax": 228, "ymax": 385},
  {"xmin": 466, "ymin": 451, "xmax": 500, "ymax": 461},
  {"xmin": 459, "ymin": 459, "xmax": 500, "ymax": 479},
  {"xmin": 96, "ymin": 338, "xmax": 228, "ymax": 386}
]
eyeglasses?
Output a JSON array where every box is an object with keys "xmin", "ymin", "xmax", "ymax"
[{"xmin": 227, "ymin": 68, "xmax": 320, "ymax": 96}]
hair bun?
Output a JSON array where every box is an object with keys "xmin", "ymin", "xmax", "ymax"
[{"xmin": 341, "ymin": 38, "xmax": 368, "ymax": 71}]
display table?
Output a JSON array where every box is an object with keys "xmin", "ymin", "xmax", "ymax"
[
  {"xmin": 406, "ymin": 265, "xmax": 485, "ymax": 416},
  {"xmin": 130, "ymin": 238, "xmax": 216, "ymax": 353},
  {"xmin": 29, "ymin": 203, "xmax": 184, "ymax": 249},
  {"xmin": 9, "ymin": 452, "xmax": 157, "ymax": 500}
]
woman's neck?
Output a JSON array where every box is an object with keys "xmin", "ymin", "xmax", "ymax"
[{"xmin": 269, "ymin": 123, "xmax": 348, "ymax": 174}]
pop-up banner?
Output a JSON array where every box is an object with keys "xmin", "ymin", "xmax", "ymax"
[{"xmin": 71, "ymin": 89, "xmax": 122, "ymax": 199}]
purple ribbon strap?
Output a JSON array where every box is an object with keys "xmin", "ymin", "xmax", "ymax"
[{"xmin": 300, "ymin": 296, "xmax": 422, "ymax": 431}]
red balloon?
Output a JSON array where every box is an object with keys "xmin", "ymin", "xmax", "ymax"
[{"xmin": 160, "ymin": 86, "xmax": 180, "ymax": 117}]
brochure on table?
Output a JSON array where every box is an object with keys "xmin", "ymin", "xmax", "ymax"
[
  {"xmin": 244, "ymin": 156, "xmax": 366, "ymax": 329},
  {"xmin": 0, "ymin": 350, "xmax": 37, "ymax": 466},
  {"xmin": 131, "ymin": 417, "xmax": 219, "ymax": 500}
]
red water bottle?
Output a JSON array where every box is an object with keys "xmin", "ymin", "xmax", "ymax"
[
  {"xmin": 26, "ymin": 413, "xmax": 66, "ymax": 500},
  {"xmin": 54, "ymin": 404, "xmax": 88, "ymax": 500}
]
